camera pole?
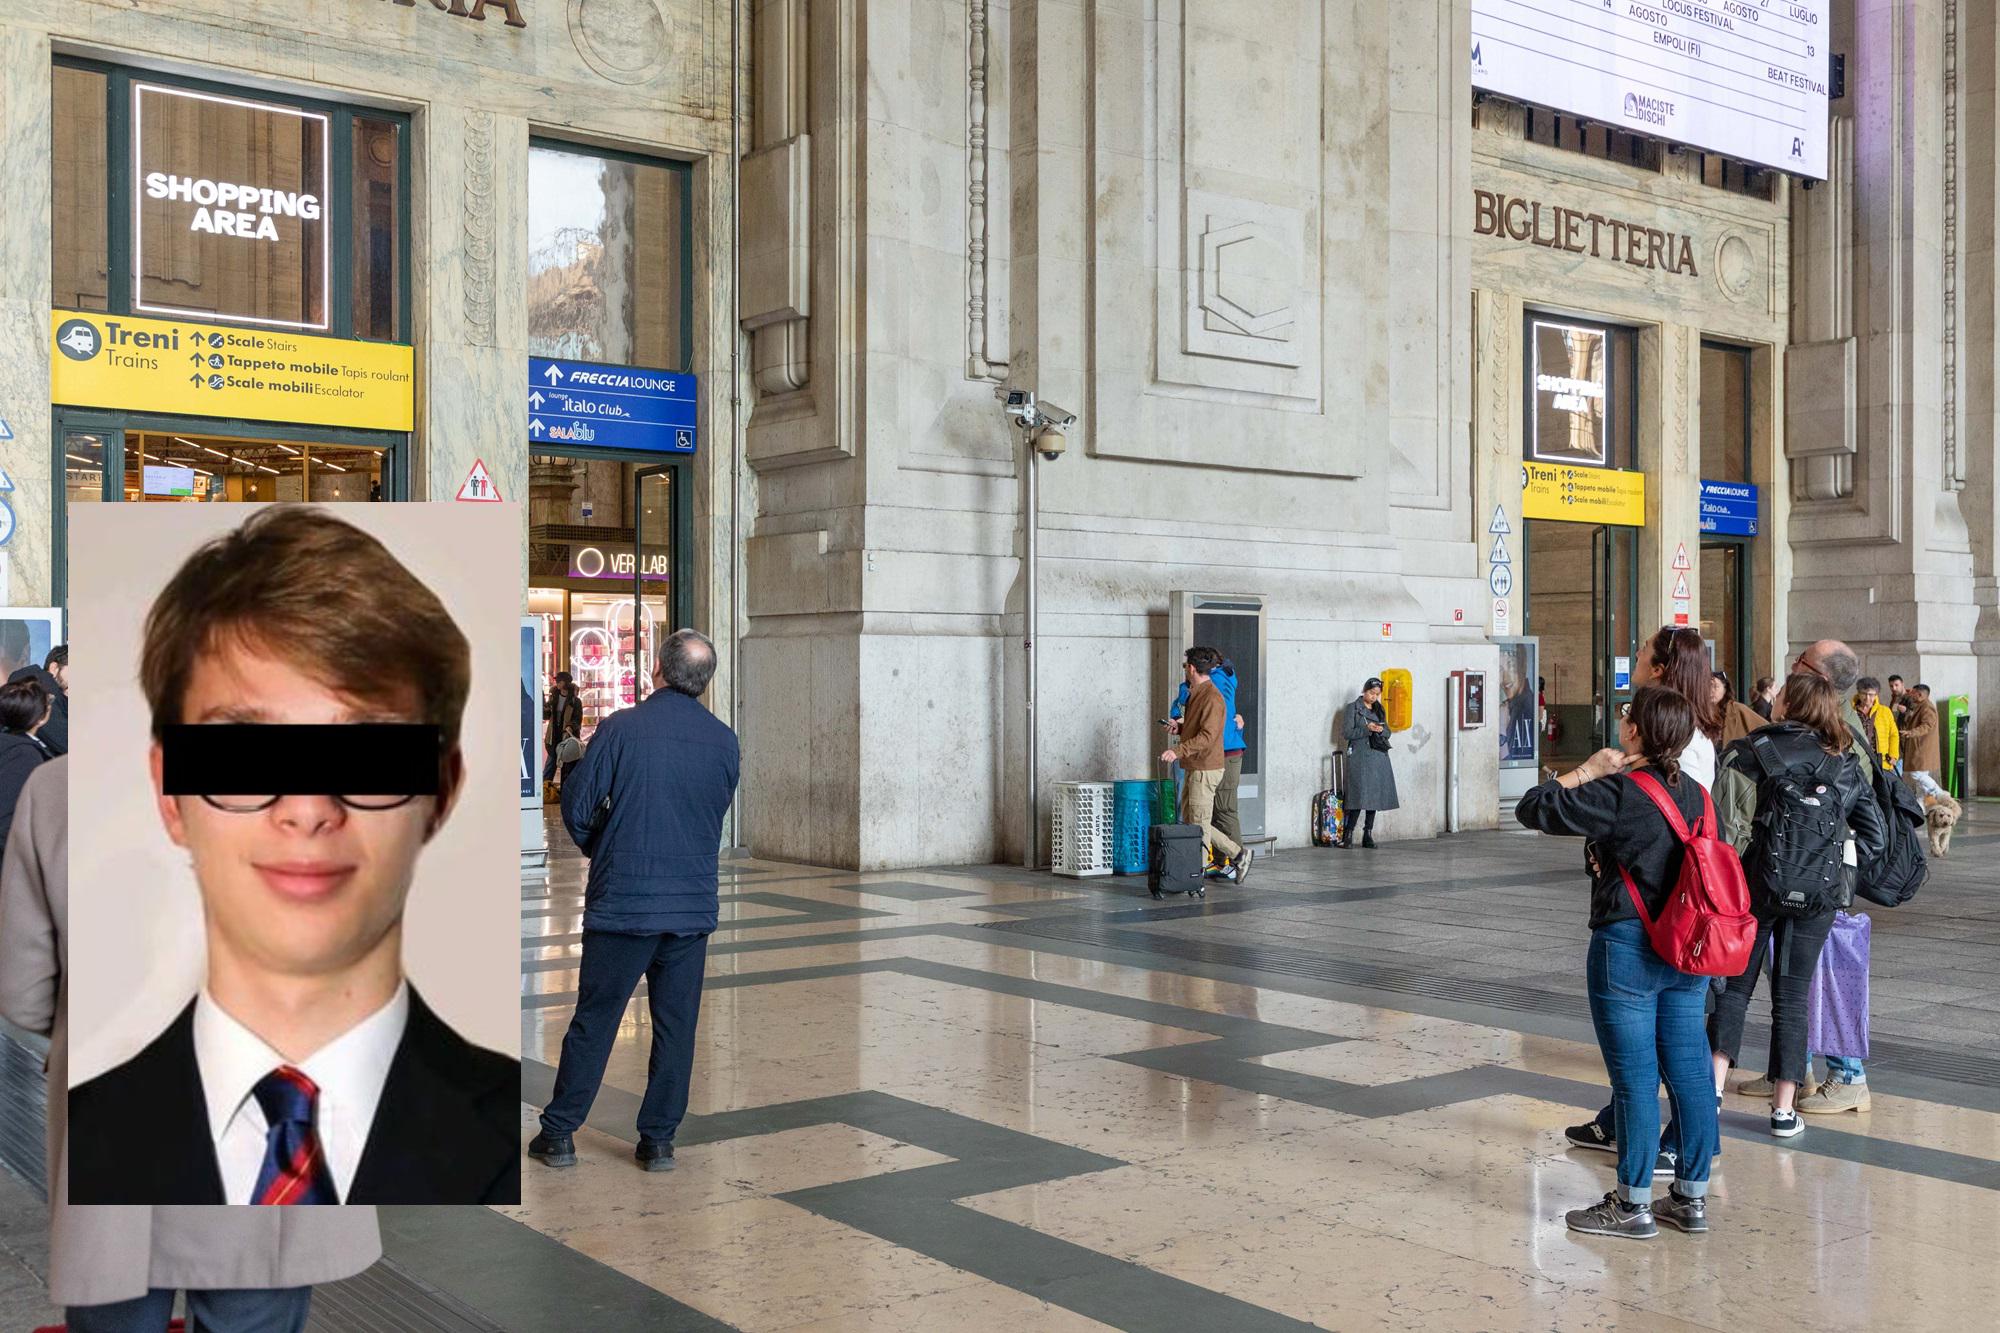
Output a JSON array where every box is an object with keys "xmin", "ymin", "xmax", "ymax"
[{"xmin": 1023, "ymin": 437, "xmax": 1039, "ymax": 870}]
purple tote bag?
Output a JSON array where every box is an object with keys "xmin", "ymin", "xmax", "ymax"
[{"xmin": 1807, "ymin": 911, "xmax": 1871, "ymax": 1060}]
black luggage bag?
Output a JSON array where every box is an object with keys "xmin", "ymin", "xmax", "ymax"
[{"xmin": 1149, "ymin": 823, "xmax": 1206, "ymax": 899}]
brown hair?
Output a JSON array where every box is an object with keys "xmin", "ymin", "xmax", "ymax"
[
  {"xmin": 140, "ymin": 507, "xmax": 471, "ymax": 746},
  {"xmin": 1776, "ymin": 673, "xmax": 1848, "ymax": 756},
  {"xmin": 1626, "ymin": 685, "xmax": 1695, "ymax": 787},
  {"xmin": 1647, "ymin": 625, "xmax": 1720, "ymax": 743}
]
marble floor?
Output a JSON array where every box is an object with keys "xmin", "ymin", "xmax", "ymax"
[
  {"xmin": 484, "ymin": 803, "xmax": 2000, "ymax": 1332},
  {"xmin": 5, "ymin": 805, "xmax": 1996, "ymax": 1330}
]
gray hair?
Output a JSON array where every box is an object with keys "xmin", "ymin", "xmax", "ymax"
[
  {"xmin": 1818, "ymin": 648, "xmax": 1861, "ymax": 693},
  {"xmin": 658, "ymin": 628, "xmax": 718, "ymax": 698}
]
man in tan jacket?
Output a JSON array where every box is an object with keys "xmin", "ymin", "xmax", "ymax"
[
  {"xmin": 1899, "ymin": 683, "xmax": 1946, "ymax": 798},
  {"xmin": 1159, "ymin": 647, "xmax": 1251, "ymax": 885},
  {"xmin": 0, "ymin": 759, "xmax": 381, "ymax": 1330}
]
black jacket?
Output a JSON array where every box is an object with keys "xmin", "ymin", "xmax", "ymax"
[
  {"xmin": 6, "ymin": 667, "xmax": 65, "ymax": 756},
  {"xmin": 67, "ymin": 988, "xmax": 519, "ymax": 1204},
  {"xmin": 560, "ymin": 688, "xmax": 740, "ymax": 935},
  {"xmin": 1515, "ymin": 766, "xmax": 1709, "ymax": 931},
  {"xmin": 0, "ymin": 731, "xmax": 53, "ymax": 852}
]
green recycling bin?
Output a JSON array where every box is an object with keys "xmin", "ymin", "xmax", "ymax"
[{"xmin": 1941, "ymin": 694, "xmax": 1970, "ymax": 798}]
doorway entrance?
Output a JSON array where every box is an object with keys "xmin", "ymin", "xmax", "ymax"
[
  {"xmin": 52, "ymin": 411, "xmax": 406, "ymax": 601},
  {"xmin": 1523, "ymin": 520, "xmax": 1638, "ymax": 771},
  {"xmin": 527, "ymin": 451, "xmax": 691, "ymax": 754}
]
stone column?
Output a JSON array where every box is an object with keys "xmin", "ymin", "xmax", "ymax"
[
  {"xmin": 0, "ymin": 25, "xmax": 54, "ymax": 607},
  {"xmin": 1639, "ymin": 323, "xmax": 1704, "ymax": 637}
]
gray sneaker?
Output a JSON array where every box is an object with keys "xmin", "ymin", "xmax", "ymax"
[
  {"xmin": 1230, "ymin": 848, "xmax": 1253, "ymax": 887},
  {"xmin": 1653, "ymin": 1191, "xmax": 1708, "ymax": 1235},
  {"xmin": 1565, "ymin": 1193, "xmax": 1657, "ymax": 1240}
]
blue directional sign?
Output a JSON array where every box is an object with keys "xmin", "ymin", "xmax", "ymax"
[
  {"xmin": 527, "ymin": 356, "xmax": 697, "ymax": 454},
  {"xmin": 1698, "ymin": 479, "xmax": 1759, "ymax": 537}
]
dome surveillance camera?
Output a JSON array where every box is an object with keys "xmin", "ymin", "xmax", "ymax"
[{"xmin": 1031, "ymin": 425, "xmax": 1067, "ymax": 460}]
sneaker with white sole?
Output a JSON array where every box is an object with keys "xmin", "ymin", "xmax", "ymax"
[
  {"xmin": 1653, "ymin": 1190, "xmax": 1709, "ymax": 1235},
  {"xmin": 1564, "ymin": 1120, "xmax": 1616, "ymax": 1153},
  {"xmin": 1736, "ymin": 1074, "xmax": 1776, "ymax": 1098},
  {"xmin": 1565, "ymin": 1193, "xmax": 1657, "ymax": 1240},
  {"xmin": 1770, "ymin": 1108, "xmax": 1804, "ymax": 1138},
  {"xmin": 1797, "ymin": 1081, "xmax": 1871, "ymax": 1115}
]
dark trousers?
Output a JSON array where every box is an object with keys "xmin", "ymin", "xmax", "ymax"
[
  {"xmin": 1340, "ymin": 807, "xmax": 1376, "ymax": 842},
  {"xmin": 1709, "ymin": 911, "xmax": 1837, "ymax": 1087},
  {"xmin": 541, "ymin": 929, "xmax": 709, "ymax": 1143},
  {"xmin": 69, "ymin": 1288, "xmax": 312, "ymax": 1333},
  {"xmin": 1587, "ymin": 919, "xmax": 1717, "ymax": 1199}
]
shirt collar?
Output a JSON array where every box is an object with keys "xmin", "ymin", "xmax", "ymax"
[{"xmin": 195, "ymin": 981, "xmax": 410, "ymax": 1138}]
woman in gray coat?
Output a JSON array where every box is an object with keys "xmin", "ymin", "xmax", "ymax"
[
  {"xmin": 0, "ymin": 759, "xmax": 382, "ymax": 1329},
  {"xmin": 1336, "ymin": 677, "xmax": 1400, "ymax": 848}
]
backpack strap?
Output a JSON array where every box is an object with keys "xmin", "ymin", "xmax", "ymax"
[
  {"xmin": 1747, "ymin": 732, "xmax": 1790, "ymax": 780},
  {"xmin": 1627, "ymin": 769, "xmax": 1698, "ymax": 842},
  {"xmin": 1617, "ymin": 863, "xmax": 1657, "ymax": 930}
]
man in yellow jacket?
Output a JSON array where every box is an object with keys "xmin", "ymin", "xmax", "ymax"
[{"xmin": 1854, "ymin": 676, "xmax": 1900, "ymax": 773}]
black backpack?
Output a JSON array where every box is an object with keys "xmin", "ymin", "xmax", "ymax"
[
  {"xmin": 1742, "ymin": 732, "xmax": 1846, "ymax": 920},
  {"xmin": 1855, "ymin": 757, "xmax": 1929, "ymax": 908}
]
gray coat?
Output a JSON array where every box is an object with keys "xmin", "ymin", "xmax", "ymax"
[
  {"xmin": 0, "ymin": 759, "xmax": 382, "ymax": 1308},
  {"xmin": 1341, "ymin": 698, "xmax": 1401, "ymax": 812}
]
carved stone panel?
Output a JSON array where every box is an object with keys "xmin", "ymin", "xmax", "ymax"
[{"xmin": 1185, "ymin": 191, "xmax": 1306, "ymax": 368}]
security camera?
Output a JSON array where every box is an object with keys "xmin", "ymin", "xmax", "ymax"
[
  {"xmin": 1035, "ymin": 401, "xmax": 1078, "ymax": 430},
  {"xmin": 1031, "ymin": 425, "xmax": 1067, "ymax": 460},
  {"xmin": 995, "ymin": 385, "xmax": 1078, "ymax": 433}
]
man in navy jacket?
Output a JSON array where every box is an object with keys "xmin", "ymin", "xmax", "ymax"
[{"xmin": 529, "ymin": 629, "xmax": 739, "ymax": 1173}]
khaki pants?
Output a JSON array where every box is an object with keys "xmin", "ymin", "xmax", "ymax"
[
  {"xmin": 1213, "ymin": 753, "xmax": 1243, "ymax": 845},
  {"xmin": 1180, "ymin": 767, "xmax": 1242, "ymax": 861}
]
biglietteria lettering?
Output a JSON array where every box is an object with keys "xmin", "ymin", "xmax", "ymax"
[{"xmin": 1473, "ymin": 189, "xmax": 1700, "ymax": 278}]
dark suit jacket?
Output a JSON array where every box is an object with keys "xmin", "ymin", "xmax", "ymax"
[{"xmin": 67, "ymin": 988, "xmax": 519, "ymax": 1204}]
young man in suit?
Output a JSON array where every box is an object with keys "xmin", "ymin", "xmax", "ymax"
[{"xmin": 66, "ymin": 507, "xmax": 519, "ymax": 1205}]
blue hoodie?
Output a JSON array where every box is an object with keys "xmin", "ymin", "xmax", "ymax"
[{"xmin": 1171, "ymin": 663, "xmax": 1245, "ymax": 752}]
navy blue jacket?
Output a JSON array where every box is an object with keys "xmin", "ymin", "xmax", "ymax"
[{"xmin": 561, "ymin": 688, "xmax": 740, "ymax": 935}]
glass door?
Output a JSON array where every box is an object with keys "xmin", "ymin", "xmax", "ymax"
[
  {"xmin": 630, "ymin": 465, "xmax": 675, "ymax": 702},
  {"xmin": 1701, "ymin": 540, "xmax": 1749, "ymax": 696}
]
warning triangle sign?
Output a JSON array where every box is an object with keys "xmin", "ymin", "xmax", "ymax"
[
  {"xmin": 456, "ymin": 458, "xmax": 501, "ymax": 502},
  {"xmin": 1671, "ymin": 542, "xmax": 1692, "ymax": 571},
  {"xmin": 1671, "ymin": 571, "xmax": 1692, "ymax": 601}
]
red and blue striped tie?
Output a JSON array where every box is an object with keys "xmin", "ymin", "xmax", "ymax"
[{"xmin": 250, "ymin": 1066, "xmax": 339, "ymax": 1205}]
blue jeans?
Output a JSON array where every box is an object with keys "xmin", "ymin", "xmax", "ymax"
[
  {"xmin": 542, "ymin": 929, "xmax": 709, "ymax": 1142},
  {"xmin": 1824, "ymin": 1054, "xmax": 1866, "ymax": 1085},
  {"xmin": 69, "ymin": 1287, "xmax": 311, "ymax": 1333},
  {"xmin": 1587, "ymin": 919, "xmax": 1718, "ymax": 1202}
]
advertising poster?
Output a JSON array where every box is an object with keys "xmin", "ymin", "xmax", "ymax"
[
  {"xmin": 1495, "ymin": 637, "xmax": 1540, "ymax": 770},
  {"xmin": 522, "ymin": 617, "xmax": 548, "ymax": 864},
  {"xmin": 0, "ymin": 608, "xmax": 63, "ymax": 681},
  {"xmin": 1528, "ymin": 320, "xmax": 1607, "ymax": 466}
]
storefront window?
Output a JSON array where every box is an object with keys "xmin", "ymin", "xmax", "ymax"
[
  {"xmin": 352, "ymin": 116, "xmax": 403, "ymax": 341},
  {"xmin": 527, "ymin": 143, "xmax": 689, "ymax": 369},
  {"xmin": 1699, "ymin": 342, "xmax": 1751, "ymax": 484},
  {"xmin": 119, "ymin": 432, "xmax": 383, "ymax": 503},
  {"xmin": 53, "ymin": 67, "xmax": 109, "ymax": 311},
  {"xmin": 63, "ymin": 432, "xmax": 106, "ymax": 505},
  {"xmin": 1524, "ymin": 318, "xmax": 1636, "ymax": 469}
]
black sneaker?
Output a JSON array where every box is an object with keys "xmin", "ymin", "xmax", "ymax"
[
  {"xmin": 1564, "ymin": 1121, "xmax": 1616, "ymax": 1154},
  {"xmin": 1654, "ymin": 1150, "xmax": 1677, "ymax": 1179},
  {"xmin": 1771, "ymin": 1109, "xmax": 1803, "ymax": 1139},
  {"xmin": 528, "ymin": 1130, "xmax": 576, "ymax": 1168},
  {"xmin": 1653, "ymin": 1190, "xmax": 1709, "ymax": 1235},
  {"xmin": 635, "ymin": 1138, "xmax": 677, "ymax": 1172},
  {"xmin": 1565, "ymin": 1193, "xmax": 1657, "ymax": 1239}
]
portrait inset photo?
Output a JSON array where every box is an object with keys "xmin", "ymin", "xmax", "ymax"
[{"xmin": 66, "ymin": 503, "xmax": 521, "ymax": 1205}]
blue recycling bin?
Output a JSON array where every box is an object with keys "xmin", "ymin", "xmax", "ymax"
[{"xmin": 1113, "ymin": 780, "xmax": 1154, "ymax": 875}]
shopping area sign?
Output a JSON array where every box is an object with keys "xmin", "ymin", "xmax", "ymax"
[
  {"xmin": 50, "ymin": 311, "xmax": 413, "ymax": 431},
  {"xmin": 1698, "ymin": 480, "xmax": 1760, "ymax": 537},
  {"xmin": 1521, "ymin": 462, "xmax": 1645, "ymax": 527},
  {"xmin": 527, "ymin": 357, "xmax": 697, "ymax": 454}
]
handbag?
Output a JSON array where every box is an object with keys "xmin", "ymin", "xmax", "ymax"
[
  {"xmin": 555, "ymin": 734, "xmax": 584, "ymax": 765},
  {"xmin": 1806, "ymin": 911, "xmax": 1871, "ymax": 1059}
]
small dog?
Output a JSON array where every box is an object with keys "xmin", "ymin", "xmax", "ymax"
[{"xmin": 1923, "ymin": 791, "xmax": 1962, "ymax": 858}]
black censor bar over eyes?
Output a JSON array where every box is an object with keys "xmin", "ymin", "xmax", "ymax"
[{"xmin": 160, "ymin": 724, "xmax": 442, "ymax": 797}]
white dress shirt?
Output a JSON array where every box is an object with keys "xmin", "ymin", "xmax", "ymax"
[
  {"xmin": 1679, "ymin": 732, "xmax": 1717, "ymax": 790},
  {"xmin": 195, "ymin": 981, "xmax": 410, "ymax": 1204}
]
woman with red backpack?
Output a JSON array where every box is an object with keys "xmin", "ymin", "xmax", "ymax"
[
  {"xmin": 1707, "ymin": 673, "xmax": 1886, "ymax": 1139},
  {"xmin": 1516, "ymin": 686, "xmax": 1722, "ymax": 1239}
]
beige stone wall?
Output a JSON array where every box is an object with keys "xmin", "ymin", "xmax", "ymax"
[
  {"xmin": 1470, "ymin": 111, "xmax": 1794, "ymax": 714},
  {"xmin": 0, "ymin": 0, "xmax": 743, "ymax": 748}
]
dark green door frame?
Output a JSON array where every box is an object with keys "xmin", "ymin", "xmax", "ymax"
[{"xmin": 49, "ymin": 407, "xmax": 410, "ymax": 605}]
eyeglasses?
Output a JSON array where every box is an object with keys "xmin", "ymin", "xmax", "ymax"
[
  {"xmin": 198, "ymin": 793, "xmax": 423, "ymax": 814},
  {"xmin": 1791, "ymin": 651, "xmax": 1830, "ymax": 682}
]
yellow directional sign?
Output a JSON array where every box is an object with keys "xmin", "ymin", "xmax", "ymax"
[
  {"xmin": 50, "ymin": 310, "xmax": 413, "ymax": 431},
  {"xmin": 1522, "ymin": 461, "xmax": 1645, "ymax": 527}
]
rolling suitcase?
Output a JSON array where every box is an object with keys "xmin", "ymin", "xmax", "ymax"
[
  {"xmin": 1310, "ymin": 751, "xmax": 1345, "ymax": 847},
  {"xmin": 1148, "ymin": 823, "xmax": 1206, "ymax": 899}
]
